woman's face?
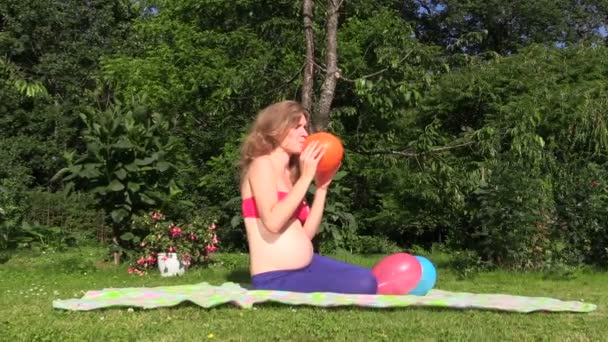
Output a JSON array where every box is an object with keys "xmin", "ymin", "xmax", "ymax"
[{"xmin": 280, "ymin": 115, "xmax": 309, "ymax": 155}]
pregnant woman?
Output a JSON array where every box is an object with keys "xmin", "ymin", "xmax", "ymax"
[{"xmin": 238, "ymin": 100, "xmax": 377, "ymax": 294}]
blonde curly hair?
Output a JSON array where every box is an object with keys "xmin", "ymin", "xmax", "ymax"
[{"xmin": 239, "ymin": 100, "xmax": 310, "ymax": 182}]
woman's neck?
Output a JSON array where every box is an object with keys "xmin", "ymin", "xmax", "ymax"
[{"xmin": 268, "ymin": 148, "xmax": 291, "ymax": 171}]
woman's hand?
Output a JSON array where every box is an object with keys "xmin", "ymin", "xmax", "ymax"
[{"xmin": 299, "ymin": 141, "xmax": 325, "ymax": 182}]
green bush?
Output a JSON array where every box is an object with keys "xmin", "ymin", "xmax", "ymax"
[
  {"xmin": 1, "ymin": 178, "xmax": 101, "ymax": 253},
  {"xmin": 53, "ymin": 96, "xmax": 190, "ymax": 261},
  {"xmin": 196, "ymin": 140, "xmax": 244, "ymax": 252},
  {"xmin": 465, "ymin": 160, "xmax": 556, "ymax": 269},
  {"xmin": 0, "ymin": 177, "xmax": 28, "ymax": 250},
  {"xmin": 10, "ymin": 222, "xmax": 79, "ymax": 252},
  {"xmin": 319, "ymin": 234, "xmax": 402, "ymax": 255},
  {"xmin": 24, "ymin": 188, "xmax": 103, "ymax": 245},
  {"xmin": 553, "ymin": 163, "xmax": 608, "ymax": 266}
]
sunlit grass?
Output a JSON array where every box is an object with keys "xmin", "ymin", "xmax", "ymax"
[{"xmin": 0, "ymin": 247, "xmax": 605, "ymax": 341}]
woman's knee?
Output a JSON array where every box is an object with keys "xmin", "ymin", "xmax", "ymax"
[
  {"xmin": 343, "ymin": 269, "xmax": 377, "ymax": 294},
  {"xmin": 358, "ymin": 271, "xmax": 378, "ymax": 294}
]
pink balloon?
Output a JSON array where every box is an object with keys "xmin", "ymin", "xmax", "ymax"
[{"xmin": 372, "ymin": 253, "xmax": 422, "ymax": 295}]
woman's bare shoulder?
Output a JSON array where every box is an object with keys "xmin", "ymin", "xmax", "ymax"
[
  {"xmin": 248, "ymin": 155, "xmax": 281, "ymax": 194},
  {"xmin": 248, "ymin": 155, "xmax": 275, "ymax": 175},
  {"xmin": 242, "ymin": 156, "xmax": 275, "ymax": 195},
  {"xmin": 250, "ymin": 155, "xmax": 272, "ymax": 167}
]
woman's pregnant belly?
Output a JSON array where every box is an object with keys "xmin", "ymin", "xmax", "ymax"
[{"xmin": 245, "ymin": 218, "xmax": 314, "ymax": 275}]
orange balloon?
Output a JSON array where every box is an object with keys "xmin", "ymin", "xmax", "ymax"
[{"xmin": 304, "ymin": 132, "xmax": 344, "ymax": 174}]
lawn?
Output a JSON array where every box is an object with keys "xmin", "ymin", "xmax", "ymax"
[{"xmin": 0, "ymin": 247, "xmax": 605, "ymax": 341}]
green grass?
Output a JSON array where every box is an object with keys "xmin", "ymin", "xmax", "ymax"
[{"xmin": 0, "ymin": 247, "xmax": 606, "ymax": 341}]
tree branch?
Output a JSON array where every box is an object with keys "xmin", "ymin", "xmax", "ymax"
[
  {"xmin": 355, "ymin": 141, "xmax": 476, "ymax": 157},
  {"xmin": 339, "ymin": 51, "xmax": 413, "ymax": 83},
  {"xmin": 232, "ymin": 64, "xmax": 306, "ymax": 100}
]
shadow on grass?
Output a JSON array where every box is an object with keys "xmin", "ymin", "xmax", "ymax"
[
  {"xmin": 0, "ymin": 251, "xmax": 11, "ymax": 264},
  {"xmin": 225, "ymin": 268, "xmax": 252, "ymax": 289}
]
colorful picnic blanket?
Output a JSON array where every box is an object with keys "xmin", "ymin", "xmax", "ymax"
[{"xmin": 52, "ymin": 282, "xmax": 596, "ymax": 313}]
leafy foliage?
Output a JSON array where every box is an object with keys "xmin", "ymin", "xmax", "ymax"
[
  {"xmin": 53, "ymin": 97, "xmax": 188, "ymax": 257},
  {"xmin": 0, "ymin": 178, "xmax": 28, "ymax": 251},
  {"xmin": 312, "ymin": 171, "xmax": 359, "ymax": 250},
  {"xmin": 402, "ymin": 0, "xmax": 608, "ymax": 54},
  {"xmin": 466, "ymin": 160, "xmax": 555, "ymax": 269},
  {"xmin": 399, "ymin": 44, "xmax": 608, "ymax": 268},
  {"xmin": 2, "ymin": 0, "xmax": 608, "ymax": 271},
  {"xmin": 127, "ymin": 210, "xmax": 220, "ymax": 275},
  {"xmin": 0, "ymin": 0, "xmax": 135, "ymax": 186},
  {"xmin": 552, "ymin": 163, "xmax": 608, "ymax": 266}
]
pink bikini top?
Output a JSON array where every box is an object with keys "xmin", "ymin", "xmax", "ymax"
[{"xmin": 242, "ymin": 191, "xmax": 310, "ymax": 223}]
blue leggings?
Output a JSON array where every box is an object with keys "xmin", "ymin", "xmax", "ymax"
[{"xmin": 251, "ymin": 254, "xmax": 378, "ymax": 294}]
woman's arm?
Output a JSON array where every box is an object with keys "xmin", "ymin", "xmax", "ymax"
[
  {"xmin": 248, "ymin": 143, "xmax": 324, "ymax": 233},
  {"xmin": 248, "ymin": 157, "xmax": 312, "ymax": 233},
  {"xmin": 301, "ymin": 188, "xmax": 327, "ymax": 239},
  {"xmin": 301, "ymin": 165, "xmax": 339, "ymax": 239}
]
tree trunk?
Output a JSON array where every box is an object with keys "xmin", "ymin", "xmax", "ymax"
[
  {"xmin": 112, "ymin": 225, "xmax": 121, "ymax": 265},
  {"xmin": 302, "ymin": 0, "xmax": 314, "ymax": 115},
  {"xmin": 314, "ymin": 0, "xmax": 342, "ymax": 132}
]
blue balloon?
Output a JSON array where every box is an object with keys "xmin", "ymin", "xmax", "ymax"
[{"xmin": 408, "ymin": 256, "xmax": 437, "ymax": 296}]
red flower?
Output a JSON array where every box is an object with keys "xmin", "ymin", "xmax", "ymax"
[
  {"xmin": 170, "ymin": 227, "xmax": 182, "ymax": 237},
  {"xmin": 129, "ymin": 211, "xmax": 221, "ymax": 275},
  {"xmin": 168, "ymin": 223, "xmax": 183, "ymax": 238}
]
